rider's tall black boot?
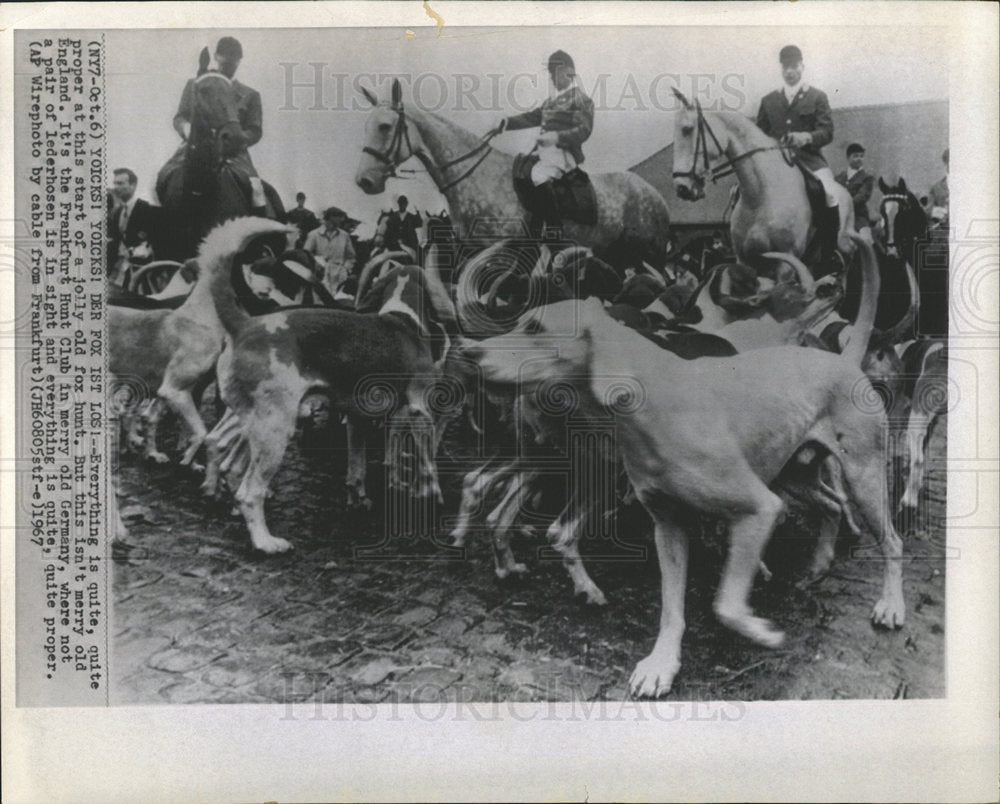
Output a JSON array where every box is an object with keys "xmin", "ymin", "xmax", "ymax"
[
  {"xmin": 537, "ymin": 181, "xmax": 563, "ymax": 241},
  {"xmin": 818, "ymin": 204, "xmax": 842, "ymax": 278}
]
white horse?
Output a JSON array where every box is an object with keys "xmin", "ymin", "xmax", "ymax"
[
  {"xmin": 355, "ymin": 79, "xmax": 672, "ymax": 268},
  {"xmin": 670, "ymin": 88, "xmax": 854, "ymax": 269}
]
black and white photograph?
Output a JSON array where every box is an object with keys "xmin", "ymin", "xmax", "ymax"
[{"xmin": 3, "ymin": 2, "xmax": 997, "ymax": 802}]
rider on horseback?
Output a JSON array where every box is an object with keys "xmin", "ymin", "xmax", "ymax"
[
  {"xmin": 496, "ymin": 50, "xmax": 595, "ymax": 235},
  {"xmin": 756, "ymin": 45, "xmax": 841, "ymax": 271},
  {"xmin": 170, "ymin": 37, "xmax": 267, "ymax": 213}
]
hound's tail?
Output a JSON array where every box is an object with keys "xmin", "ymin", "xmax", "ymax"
[
  {"xmin": 200, "ymin": 217, "xmax": 293, "ymax": 338},
  {"xmin": 841, "ymin": 232, "xmax": 881, "ymax": 367}
]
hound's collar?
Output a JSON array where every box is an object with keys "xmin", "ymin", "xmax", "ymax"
[{"xmin": 281, "ymin": 259, "xmax": 313, "ymax": 282}]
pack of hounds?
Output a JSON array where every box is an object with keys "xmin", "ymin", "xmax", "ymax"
[{"xmin": 110, "ymin": 212, "xmax": 947, "ymax": 699}]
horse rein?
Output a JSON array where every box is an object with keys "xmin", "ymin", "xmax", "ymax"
[
  {"xmin": 672, "ymin": 100, "xmax": 794, "ymax": 186},
  {"xmin": 363, "ymin": 102, "xmax": 500, "ymax": 193}
]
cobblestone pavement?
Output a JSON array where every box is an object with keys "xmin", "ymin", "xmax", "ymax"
[{"xmin": 112, "ymin": 413, "xmax": 947, "ymax": 705}]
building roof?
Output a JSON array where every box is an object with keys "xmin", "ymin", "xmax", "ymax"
[{"xmin": 629, "ymin": 99, "xmax": 948, "ymax": 225}]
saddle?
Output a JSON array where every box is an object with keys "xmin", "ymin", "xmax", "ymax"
[{"xmin": 512, "ymin": 154, "xmax": 598, "ymax": 227}]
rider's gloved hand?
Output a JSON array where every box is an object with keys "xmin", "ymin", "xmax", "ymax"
[
  {"xmin": 489, "ymin": 117, "xmax": 507, "ymax": 137},
  {"xmin": 783, "ymin": 132, "xmax": 812, "ymax": 148}
]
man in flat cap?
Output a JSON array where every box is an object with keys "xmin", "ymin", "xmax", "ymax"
[
  {"xmin": 757, "ymin": 45, "xmax": 842, "ymax": 266},
  {"xmin": 495, "ymin": 50, "xmax": 595, "ymax": 231},
  {"xmin": 836, "ymin": 143, "xmax": 875, "ymax": 244},
  {"xmin": 166, "ymin": 37, "xmax": 267, "ymax": 211}
]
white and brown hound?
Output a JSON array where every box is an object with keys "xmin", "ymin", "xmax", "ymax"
[{"xmin": 203, "ymin": 218, "xmax": 455, "ymax": 553}]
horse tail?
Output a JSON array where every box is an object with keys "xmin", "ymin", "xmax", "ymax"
[{"xmin": 842, "ymin": 232, "xmax": 880, "ymax": 367}]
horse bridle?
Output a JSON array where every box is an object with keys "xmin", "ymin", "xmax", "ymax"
[
  {"xmin": 362, "ymin": 101, "xmax": 499, "ymax": 193},
  {"xmin": 672, "ymin": 100, "xmax": 794, "ymax": 187},
  {"xmin": 879, "ymin": 192, "xmax": 911, "ymax": 250}
]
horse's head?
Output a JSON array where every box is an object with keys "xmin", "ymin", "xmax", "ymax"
[
  {"xmin": 671, "ymin": 88, "xmax": 726, "ymax": 202},
  {"xmin": 355, "ymin": 79, "xmax": 424, "ymax": 195},
  {"xmin": 878, "ymin": 176, "xmax": 927, "ymax": 259},
  {"xmin": 188, "ymin": 48, "xmax": 246, "ymax": 164}
]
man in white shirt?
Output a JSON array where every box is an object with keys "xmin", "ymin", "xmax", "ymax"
[{"xmin": 109, "ymin": 168, "xmax": 159, "ymax": 287}]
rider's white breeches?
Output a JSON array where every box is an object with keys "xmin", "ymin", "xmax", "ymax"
[
  {"xmin": 531, "ymin": 144, "xmax": 577, "ymax": 186},
  {"xmin": 805, "ymin": 166, "xmax": 840, "ymax": 207}
]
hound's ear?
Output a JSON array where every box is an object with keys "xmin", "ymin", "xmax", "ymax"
[
  {"xmin": 391, "ymin": 78, "xmax": 402, "ymax": 109},
  {"xmin": 672, "ymin": 87, "xmax": 692, "ymax": 110},
  {"xmin": 198, "ymin": 47, "xmax": 211, "ymax": 75},
  {"xmin": 878, "ymin": 177, "xmax": 890, "ymax": 194},
  {"xmin": 361, "ymin": 86, "xmax": 379, "ymax": 107}
]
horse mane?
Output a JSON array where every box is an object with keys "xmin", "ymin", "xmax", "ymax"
[
  {"xmin": 705, "ymin": 110, "xmax": 777, "ymax": 150},
  {"xmin": 403, "ymin": 103, "xmax": 487, "ymax": 162}
]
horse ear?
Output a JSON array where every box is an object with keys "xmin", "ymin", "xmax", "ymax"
[
  {"xmin": 361, "ymin": 86, "xmax": 379, "ymax": 107},
  {"xmin": 878, "ymin": 177, "xmax": 889, "ymax": 194},
  {"xmin": 898, "ymin": 177, "xmax": 908, "ymax": 192},
  {"xmin": 672, "ymin": 87, "xmax": 692, "ymax": 110},
  {"xmin": 391, "ymin": 79, "xmax": 402, "ymax": 109},
  {"xmin": 198, "ymin": 47, "xmax": 210, "ymax": 76}
]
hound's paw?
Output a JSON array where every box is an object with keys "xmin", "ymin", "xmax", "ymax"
[
  {"xmin": 577, "ymin": 583, "xmax": 608, "ymax": 606},
  {"xmin": 806, "ymin": 544, "xmax": 836, "ymax": 581},
  {"xmin": 345, "ymin": 490, "xmax": 373, "ymax": 511},
  {"xmin": 255, "ymin": 535, "xmax": 294, "ymax": 554},
  {"xmin": 871, "ymin": 597, "xmax": 905, "ymax": 629},
  {"xmin": 717, "ymin": 610, "xmax": 785, "ymax": 648},
  {"xmin": 450, "ymin": 531, "xmax": 466, "ymax": 548},
  {"xmin": 495, "ymin": 562, "xmax": 528, "ymax": 579},
  {"xmin": 145, "ymin": 450, "xmax": 170, "ymax": 464},
  {"xmin": 629, "ymin": 654, "xmax": 680, "ymax": 699}
]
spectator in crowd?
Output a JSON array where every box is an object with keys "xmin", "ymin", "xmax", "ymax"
[
  {"xmin": 672, "ymin": 251, "xmax": 701, "ymax": 295},
  {"xmin": 385, "ymin": 195, "xmax": 423, "ymax": 258},
  {"xmin": 924, "ymin": 148, "xmax": 949, "ymax": 225},
  {"xmin": 286, "ymin": 192, "xmax": 320, "ymax": 248},
  {"xmin": 108, "ymin": 168, "xmax": 161, "ymax": 287},
  {"xmin": 303, "ymin": 206, "xmax": 356, "ymax": 296},
  {"xmin": 702, "ymin": 230, "xmax": 732, "ymax": 272},
  {"xmin": 836, "ymin": 143, "xmax": 875, "ymax": 244}
]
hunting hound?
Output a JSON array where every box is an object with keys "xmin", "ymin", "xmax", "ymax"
[
  {"xmin": 464, "ymin": 263, "xmax": 903, "ymax": 697},
  {"xmin": 203, "ymin": 218, "xmax": 455, "ymax": 553}
]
